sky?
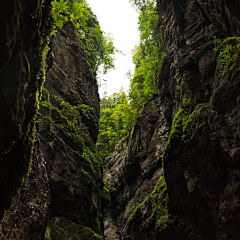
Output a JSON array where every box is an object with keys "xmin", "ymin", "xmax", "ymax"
[{"xmin": 86, "ymin": 0, "xmax": 140, "ymax": 98}]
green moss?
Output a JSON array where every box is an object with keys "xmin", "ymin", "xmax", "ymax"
[
  {"xmin": 162, "ymin": 98, "xmax": 203, "ymax": 165},
  {"xmin": 48, "ymin": 141, "xmax": 54, "ymax": 149},
  {"xmin": 151, "ymin": 176, "xmax": 168, "ymax": 232},
  {"xmin": 127, "ymin": 176, "xmax": 169, "ymax": 236},
  {"xmin": 128, "ymin": 195, "xmax": 150, "ymax": 223},
  {"xmin": 103, "ymin": 181, "xmax": 111, "ymax": 193},
  {"xmin": 39, "ymin": 87, "xmax": 104, "ymax": 237},
  {"xmin": 54, "ymin": 62, "xmax": 67, "ymax": 77},
  {"xmin": 82, "ymin": 147, "xmax": 103, "ymax": 181},
  {"xmin": 213, "ymin": 35, "xmax": 240, "ymax": 75},
  {"xmin": 40, "ymin": 90, "xmax": 86, "ymax": 146},
  {"xmin": 44, "ymin": 226, "xmax": 51, "ymax": 240},
  {"xmin": 0, "ymin": 0, "xmax": 55, "ymax": 220},
  {"xmin": 70, "ymin": 89, "xmax": 83, "ymax": 101},
  {"xmin": 177, "ymin": 77, "xmax": 185, "ymax": 98},
  {"xmin": 92, "ymin": 217, "xmax": 102, "ymax": 235},
  {"xmin": 46, "ymin": 217, "xmax": 104, "ymax": 240}
]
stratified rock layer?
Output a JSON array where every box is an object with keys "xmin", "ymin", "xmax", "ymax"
[
  {"xmin": 158, "ymin": 0, "xmax": 240, "ymax": 239},
  {"xmin": 0, "ymin": 0, "xmax": 53, "ymax": 218}
]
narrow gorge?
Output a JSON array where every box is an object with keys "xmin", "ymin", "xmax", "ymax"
[{"xmin": 0, "ymin": 0, "xmax": 239, "ymax": 240}]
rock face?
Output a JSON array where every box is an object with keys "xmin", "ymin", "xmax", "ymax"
[
  {"xmin": 39, "ymin": 21, "xmax": 104, "ymax": 238},
  {"xmin": 0, "ymin": 0, "xmax": 53, "ymax": 218},
  {"xmin": 103, "ymin": 97, "xmax": 171, "ymax": 239},
  {"xmin": 0, "ymin": 137, "xmax": 50, "ymax": 240},
  {"xmin": 0, "ymin": 21, "xmax": 103, "ymax": 239},
  {"xmin": 157, "ymin": 0, "xmax": 240, "ymax": 239}
]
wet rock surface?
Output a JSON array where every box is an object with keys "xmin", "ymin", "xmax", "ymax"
[
  {"xmin": 104, "ymin": 0, "xmax": 240, "ymax": 239},
  {"xmin": 0, "ymin": 0, "xmax": 53, "ymax": 218},
  {"xmin": 0, "ymin": 0, "xmax": 240, "ymax": 239},
  {"xmin": 0, "ymin": 21, "xmax": 103, "ymax": 239},
  {"xmin": 158, "ymin": 0, "xmax": 240, "ymax": 239},
  {"xmin": 0, "ymin": 137, "xmax": 50, "ymax": 239}
]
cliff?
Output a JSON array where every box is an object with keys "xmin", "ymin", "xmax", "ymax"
[
  {"xmin": 0, "ymin": 0, "xmax": 53, "ymax": 219},
  {"xmin": 158, "ymin": 0, "xmax": 240, "ymax": 239},
  {"xmin": 0, "ymin": 137, "xmax": 50, "ymax": 239},
  {"xmin": 0, "ymin": 21, "xmax": 104, "ymax": 239},
  {"xmin": 103, "ymin": 97, "xmax": 171, "ymax": 239},
  {"xmin": 39, "ymin": 21, "xmax": 103, "ymax": 238}
]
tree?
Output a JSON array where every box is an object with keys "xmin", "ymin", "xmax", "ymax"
[
  {"xmin": 129, "ymin": 0, "xmax": 165, "ymax": 112},
  {"xmin": 51, "ymin": 0, "xmax": 120, "ymax": 75},
  {"xmin": 96, "ymin": 90, "xmax": 135, "ymax": 159}
]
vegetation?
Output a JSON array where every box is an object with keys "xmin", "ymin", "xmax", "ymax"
[
  {"xmin": 129, "ymin": 0, "xmax": 165, "ymax": 110},
  {"xmin": 128, "ymin": 195, "xmax": 150, "ymax": 222},
  {"xmin": 162, "ymin": 98, "xmax": 204, "ymax": 166},
  {"xmin": 44, "ymin": 226, "xmax": 51, "ymax": 240},
  {"xmin": 51, "ymin": 0, "xmax": 120, "ymax": 75},
  {"xmin": 127, "ymin": 176, "xmax": 168, "ymax": 234},
  {"xmin": 40, "ymin": 87, "xmax": 104, "ymax": 236},
  {"xmin": 45, "ymin": 216, "xmax": 104, "ymax": 240},
  {"xmin": 39, "ymin": 88, "xmax": 103, "ymax": 184},
  {"xmin": 213, "ymin": 35, "xmax": 240, "ymax": 75},
  {"xmin": 96, "ymin": 0, "xmax": 164, "ymax": 159},
  {"xmin": 151, "ymin": 176, "xmax": 168, "ymax": 232},
  {"xmin": 96, "ymin": 90, "xmax": 136, "ymax": 159}
]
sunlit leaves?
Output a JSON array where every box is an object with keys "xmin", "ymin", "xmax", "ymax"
[
  {"xmin": 129, "ymin": 0, "xmax": 164, "ymax": 112},
  {"xmin": 51, "ymin": 0, "xmax": 68, "ymax": 33},
  {"xmin": 96, "ymin": 90, "xmax": 137, "ymax": 159},
  {"xmin": 51, "ymin": 0, "xmax": 118, "ymax": 75}
]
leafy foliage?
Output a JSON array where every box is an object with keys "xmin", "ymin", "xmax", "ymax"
[
  {"xmin": 51, "ymin": 0, "xmax": 68, "ymax": 30},
  {"xmin": 213, "ymin": 35, "xmax": 240, "ymax": 75},
  {"xmin": 96, "ymin": 90, "xmax": 136, "ymax": 159},
  {"xmin": 129, "ymin": 0, "xmax": 165, "ymax": 113},
  {"xmin": 51, "ymin": 0, "xmax": 119, "ymax": 75},
  {"xmin": 129, "ymin": 0, "xmax": 148, "ymax": 11}
]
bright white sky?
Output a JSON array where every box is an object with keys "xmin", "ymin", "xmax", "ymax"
[{"xmin": 86, "ymin": 0, "xmax": 140, "ymax": 98}]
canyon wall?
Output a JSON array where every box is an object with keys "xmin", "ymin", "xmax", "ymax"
[
  {"xmin": 40, "ymin": 21, "xmax": 104, "ymax": 239},
  {"xmin": 0, "ymin": 21, "xmax": 105, "ymax": 239},
  {"xmin": 0, "ymin": 0, "xmax": 240, "ymax": 239},
  {"xmin": 103, "ymin": 97, "xmax": 172, "ymax": 239},
  {"xmin": 158, "ymin": 0, "xmax": 240, "ymax": 239},
  {"xmin": 0, "ymin": 137, "xmax": 50, "ymax": 240},
  {"xmin": 104, "ymin": 0, "xmax": 240, "ymax": 239},
  {"xmin": 0, "ymin": 0, "xmax": 53, "ymax": 219}
]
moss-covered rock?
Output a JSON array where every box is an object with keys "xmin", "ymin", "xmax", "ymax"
[
  {"xmin": 158, "ymin": 0, "xmax": 240, "ymax": 238},
  {"xmin": 39, "ymin": 21, "xmax": 103, "ymax": 238},
  {"xmin": 0, "ymin": 137, "xmax": 50, "ymax": 239},
  {"xmin": 45, "ymin": 217, "xmax": 103, "ymax": 240},
  {"xmin": 103, "ymin": 97, "xmax": 171, "ymax": 239},
  {"xmin": 0, "ymin": 0, "xmax": 54, "ymax": 219}
]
